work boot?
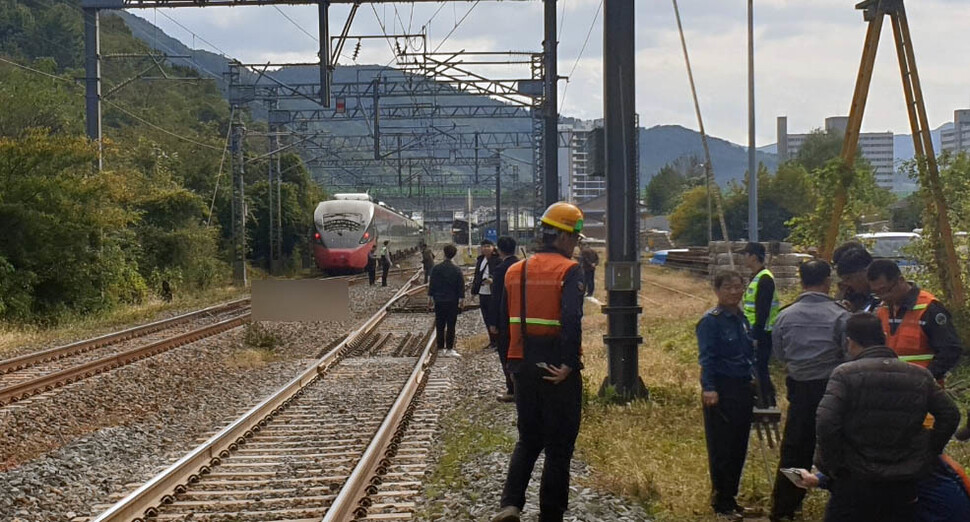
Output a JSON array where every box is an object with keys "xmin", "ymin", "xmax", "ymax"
[
  {"xmin": 497, "ymin": 393, "xmax": 515, "ymax": 403},
  {"xmin": 490, "ymin": 506, "xmax": 521, "ymax": 522}
]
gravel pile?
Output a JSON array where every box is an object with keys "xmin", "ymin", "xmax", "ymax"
[
  {"xmin": 0, "ymin": 277, "xmax": 408, "ymax": 522},
  {"xmin": 414, "ymin": 302, "xmax": 652, "ymax": 522}
]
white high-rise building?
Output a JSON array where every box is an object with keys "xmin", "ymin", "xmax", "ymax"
[
  {"xmin": 564, "ymin": 120, "xmax": 606, "ymax": 202},
  {"xmin": 777, "ymin": 116, "xmax": 895, "ymax": 190},
  {"xmin": 941, "ymin": 110, "xmax": 970, "ymax": 155}
]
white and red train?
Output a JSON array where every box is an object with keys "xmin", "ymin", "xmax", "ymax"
[{"xmin": 312, "ymin": 194, "xmax": 423, "ymax": 273}]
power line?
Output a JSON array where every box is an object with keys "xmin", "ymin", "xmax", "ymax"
[
  {"xmin": 0, "ymin": 57, "xmax": 79, "ymax": 85},
  {"xmin": 103, "ymin": 100, "xmax": 222, "ymax": 151},
  {"xmin": 560, "ymin": 0, "xmax": 602, "ymax": 112},
  {"xmin": 432, "ymin": 0, "xmax": 481, "ymax": 53},
  {"xmin": 155, "ymin": 10, "xmax": 231, "ymax": 58},
  {"xmin": 273, "ymin": 6, "xmax": 319, "ymax": 43},
  {"xmin": 207, "ymin": 104, "xmax": 236, "ymax": 226}
]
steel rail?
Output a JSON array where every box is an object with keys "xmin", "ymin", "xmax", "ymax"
[
  {"xmin": 90, "ymin": 270, "xmax": 423, "ymax": 522},
  {"xmin": 0, "ymin": 312, "xmax": 251, "ymax": 407},
  {"xmin": 0, "ymin": 298, "xmax": 250, "ymax": 375},
  {"xmin": 324, "ymin": 326, "xmax": 435, "ymax": 521}
]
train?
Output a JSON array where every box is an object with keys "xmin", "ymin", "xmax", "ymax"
[{"xmin": 312, "ymin": 194, "xmax": 423, "ymax": 273}]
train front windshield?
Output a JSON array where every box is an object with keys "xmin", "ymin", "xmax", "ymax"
[{"xmin": 317, "ymin": 203, "xmax": 369, "ymax": 248}]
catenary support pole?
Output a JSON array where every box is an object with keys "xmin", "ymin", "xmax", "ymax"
[
  {"xmin": 231, "ymin": 113, "xmax": 248, "ymax": 286},
  {"xmin": 319, "ymin": 1, "xmax": 330, "ymax": 106},
  {"xmin": 83, "ymin": 7, "xmax": 102, "ymax": 170},
  {"xmin": 495, "ymin": 152, "xmax": 503, "ymax": 236},
  {"xmin": 543, "ymin": 0, "xmax": 559, "ymax": 206},
  {"xmin": 747, "ymin": 0, "xmax": 758, "ymax": 242},
  {"xmin": 602, "ymin": 0, "xmax": 646, "ymax": 400}
]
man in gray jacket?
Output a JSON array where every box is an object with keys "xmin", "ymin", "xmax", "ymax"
[{"xmin": 769, "ymin": 260, "xmax": 850, "ymax": 521}]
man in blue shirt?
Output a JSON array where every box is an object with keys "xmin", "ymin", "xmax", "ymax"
[{"xmin": 697, "ymin": 270, "xmax": 755, "ymax": 521}]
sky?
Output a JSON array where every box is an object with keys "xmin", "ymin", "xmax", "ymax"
[{"xmin": 132, "ymin": 0, "xmax": 970, "ymax": 146}]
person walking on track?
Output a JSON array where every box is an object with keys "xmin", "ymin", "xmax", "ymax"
[
  {"xmin": 769, "ymin": 260, "xmax": 849, "ymax": 521},
  {"xmin": 380, "ymin": 240, "xmax": 392, "ymax": 287},
  {"xmin": 489, "ymin": 235, "xmax": 519, "ymax": 403},
  {"xmin": 428, "ymin": 244, "xmax": 464, "ymax": 358},
  {"xmin": 491, "ymin": 202, "xmax": 586, "ymax": 522},
  {"xmin": 697, "ymin": 270, "xmax": 755, "ymax": 521},
  {"xmin": 741, "ymin": 241, "xmax": 780, "ymax": 408}
]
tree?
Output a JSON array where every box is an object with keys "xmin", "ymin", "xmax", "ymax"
[
  {"xmin": 786, "ymin": 159, "xmax": 894, "ymax": 249},
  {"xmin": 645, "ymin": 165, "xmax": 686, "ymax": 215},
  {"xmin": 794, "ymin": 128, "xmax": 843, "ymax": 172},
  {"xmin": 669, "ymin": 186, "xmax": 710, "ymax": 246}
]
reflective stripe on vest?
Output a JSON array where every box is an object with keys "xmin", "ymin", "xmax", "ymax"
[
  {"xmin": 509, "ymin": 317, "xmax": 562, "ymax": 327},
  {"xmin": 743, "ymin": 268, "xmax": 780, "ymax": 331},
  {"xmin": 505, "ymin": 252, "xmax": 578, "ymax": 360},
  {"xmin": 877, "ymin": 289, "xmax": 936, "ymax": 369}
]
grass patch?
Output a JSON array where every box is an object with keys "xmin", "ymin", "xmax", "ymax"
[
  {"xmin": 228, "ymin": 347, "xmax": 280, "ymax": 369},
  {"xmin": 0, "ymin": 285, "xmax": 247, "ymax": 358}
]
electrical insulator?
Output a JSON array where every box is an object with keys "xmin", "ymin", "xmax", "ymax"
[{"xmin": 353, "ymin": 40, "xmax": 361, "ymax": 61}]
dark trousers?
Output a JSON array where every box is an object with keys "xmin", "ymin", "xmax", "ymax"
[
  {"xmin": 583, "ymin": 269, "xmax": 594, "ymax": 296},
  {"xmin": 434, "ymin": 301, "xmax": 458, "ymax": 350},
  {"xmin": 423, "ymin": 264, "xmax": 432, "ymax": 284},
  {"xmin": 496, "ymin": 331, "xmax": 513, "ymax": 394},
  {"xmin": 703, "ymin": 376, "xmax": 754, "ymax": 513},
  {"xmin": 500, "ymin": 367, "xmax": 582, "ymax": 521},
  {"xmin": 367, "ymin": 260, "xmax": 376, "ymax": 285},
  {"xmin": 825, "ymin": 478, "xmax": 917, "ymax": 522},
  {"xmin": 771, "ymin": 377, "xmax": 829, "ymax": 518},
  {"xmin": 381, "ymin": 261, "xmax": 390, "ymax": 286},
  {"xmin": 755, "ymin": 333, "xmax": 776, "ymax": 408}
]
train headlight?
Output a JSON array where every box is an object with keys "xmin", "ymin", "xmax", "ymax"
[{"xmin": 359, "ymin": 231, "xmax": 371, "ymax": 244}]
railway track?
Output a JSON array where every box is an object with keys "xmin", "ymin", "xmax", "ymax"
[
  {"xmin": 0, "ymin": 271, "xmax": 392, "ymax": 408},
  {"xmin": 87, "ymin": 271, "xmax": 444, "ymax": 521}
]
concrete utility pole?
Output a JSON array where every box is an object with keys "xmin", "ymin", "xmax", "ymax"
[
  {"xmin": 747, "ymin": 0, "xmax": 758, "ymax": 242},
  {"xmin": 543, "ymin": 0, "xmax": 559, "ymax": 206},
  {"xmin": 231, "ymin": 114, "xmax": 247, "ymax": 286},
  {"xmin": 602, "ymin": 0, "xmax": 646, "ymax": 400},
  {"xmin": 268, "ymin": 123, "xmax": 282, "ymax": 275},
  {"xmin": 83, "ymin": 7, "xmax": 102, "ymax": 169}
]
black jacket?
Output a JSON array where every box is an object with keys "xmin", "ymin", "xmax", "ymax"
[
  {"xmin": 488, "ymin": 255, "xmax": 519, "ymax": 332},
  {"xmin": 428, "ymin": 259, "xmax": 465, "ymax": 303},
  {"xmin": 815, "ymin": 345, "xmax": 959, "ymax": 482},
  {"xmin": 471, "ymin": 253, "xmax": 500, "ymax": 295}
]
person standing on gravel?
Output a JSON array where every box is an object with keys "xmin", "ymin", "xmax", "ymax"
[
  {"xmin": 380, "ymin": 240, "xmax": 392, "ymax": 287},
  {"xmin": 421, "ymin": 242, "xmax": 435, "ymax": 284},
  {"xmin": 579, "ymin": 242, "xmax": 599, "ymax": 297},
  {"xmin": 472, "ymin": 239, "xmax": 500, "ymax": 349},
  {"xmin": 492, "ymin": 202, "xmax": 585, "ymax": 522},
  {"xmin": 367, "ymin": 244, "xmax": 378, "ymax": 286},
  {"xmin": 428, "ymin": 244, "xmax": 464, "ymax": 358},
  {"xmin": 769, "ymin": 260, "xmax": 849, "ymax": 522},
  {"xmin": 488, "ymin": 235, "xmax": 519, "ymax": 403}
]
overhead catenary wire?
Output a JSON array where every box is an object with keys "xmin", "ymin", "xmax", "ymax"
[
  {"xmin": 273, "ymin": 6, "xmax": 319, "ymax": 43},
  {"xmin": 207, "ymin": 105, "xmax": 236, "ymax": 226},
  {"xmin": 559, "ymin": 0, "xmax": 601, "ymax": 112}
]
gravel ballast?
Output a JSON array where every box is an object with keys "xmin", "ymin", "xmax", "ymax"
[
  {"xmin": 0, "ymin": 278, "xmax": 405, "ymax": 522},
  {"xmin": 413, "ymin": 307, "xmax": 651, "ymax": 522}
]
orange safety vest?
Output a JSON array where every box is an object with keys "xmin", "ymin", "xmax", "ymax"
[
  {"xmin": 505, "ymin": 252, "xmax": 579, "ymax": 360},
  {"xmin": 876, "ymin": 289, "xmax": 937, "ymax": 369}
]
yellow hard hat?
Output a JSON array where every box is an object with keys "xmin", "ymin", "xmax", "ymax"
[{"xmin": 540, "ymin": 201, "xmax": 584, "ymax": 234}]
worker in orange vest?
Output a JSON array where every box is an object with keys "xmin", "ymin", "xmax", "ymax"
[
  {"xmin": 491, "ymin": 202, "xmax": 586, "ymax": 522},
  {"xmin": 866, "ymin": 259, "xmax": 962, "ymax": 381}
]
